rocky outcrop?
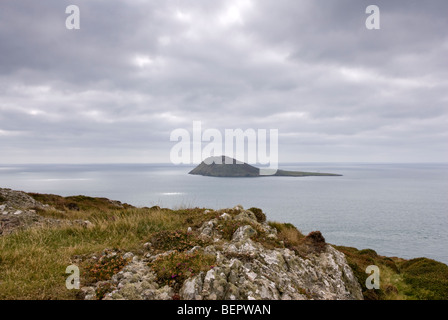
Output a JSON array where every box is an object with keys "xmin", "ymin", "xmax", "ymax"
[
  {"xmin": 0, "ymin": 188, "xmax": 47, "ymax": 235},
  {"xmin": 1, "ymin": 188, "xmax": 362, "ymax": 300},
  {"xmin": 83, "ymin": 206, "xmax": 363, "ymax": 300},
  {"xmin": 0, "ymin": 188, "xmax": 94, "ymax": 235}
]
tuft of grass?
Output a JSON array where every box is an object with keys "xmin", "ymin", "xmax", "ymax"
[
  {"xmin": 268, "ymin": 222, "xmax": 304, "ymax": 245},
  {"xmin": 217, "ymin": 219, "xmax": 249, "ymax": 240}
]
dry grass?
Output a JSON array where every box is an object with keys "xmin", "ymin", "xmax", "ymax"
[
  {"xmin": 0, "ymin": 206, "xmax": 208, "ymax": 300},
  {"xmin": 1, "ymin": 193, "xmax": 446, "ymax": 300}
]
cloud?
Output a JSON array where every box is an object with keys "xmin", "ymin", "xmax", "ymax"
[{"xmin": 0, "ymin": 0, "xmax": 447, "ymax": 163}]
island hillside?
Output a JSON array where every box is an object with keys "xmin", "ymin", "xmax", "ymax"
[{"xmin": 189, "ymin": 156, "xmax": 342, "ymax": 177}]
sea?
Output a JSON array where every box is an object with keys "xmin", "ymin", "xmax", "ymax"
[{"xmin": 1, "ymin": 162, "xmax": 447, "ymax": 264}]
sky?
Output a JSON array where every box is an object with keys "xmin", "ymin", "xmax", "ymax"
[{"xmin": 0, "ymin": 0, "xmax": 447, "ymax": 164}]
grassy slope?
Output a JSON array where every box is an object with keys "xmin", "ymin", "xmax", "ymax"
[
  {"xmin": 0, "ymin": 193, "xmax": 446, "ymax": 300},
  {"xmin": 335, "ymin": 246, "xmax": 448, "ymax": 300}
]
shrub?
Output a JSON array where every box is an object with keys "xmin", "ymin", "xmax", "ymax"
[
  {"xmin": 95, "ymin": 282, "xmax": 114, "ymax": 300},
  {"xmin": 305, "ymin": 231, "xmax": 326, "ymax": 244},
  {"xmin": 248, "ymin": 207, "xmax": 266, "ymax": 223},
  {"xmin": 84, "ymin": 253, "xmax": 130, "ymax": 283},
  {"xmin": 400, "ymin": 258, "xmax": 448, "ymax": 300}
]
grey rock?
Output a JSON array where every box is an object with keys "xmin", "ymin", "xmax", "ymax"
[
  {"xmin": 232, "ymin": 225, "xmax": 257, "ymax": 242},
  {"xmin": 80, "ymin": 205, "xmax": 363, "ymax": 301}
]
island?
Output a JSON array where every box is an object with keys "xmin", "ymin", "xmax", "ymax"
[{"xmin": 188, "ymin": 156, "xmax": 342, "ymax": 177}]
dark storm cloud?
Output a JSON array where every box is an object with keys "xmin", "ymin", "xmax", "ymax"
[{"xmin": 0, "ymin": 0, "xmax": 447, "ymax": 163}]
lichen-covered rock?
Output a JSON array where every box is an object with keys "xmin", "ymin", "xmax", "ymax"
[
  {"xmin": 0, "ymin": 188, "xmax": 45, "ymax": 210},
  {"xmin": 80, "ymin": 206, "xmax": 363, "ymax": 301},
  {"xmin": 232, "ymin": 225, "xmax": 257, "ymax": 241},
  {"xmin": 0, "ymin": 188, "xmax": 96, "ymax": 235}
]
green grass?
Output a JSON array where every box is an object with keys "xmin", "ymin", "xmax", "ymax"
[
  {"xmin": 399, "ymin": 258, "xmax": 448, "ymax": 300},
  {"xmin": 335, "ymin": 246, "xmax": 448, "ymax": 300},
  {"xmin": 28, "ymin": 193, "xmax": 133, "ymax": 213},
  {"xmin": 1, "ymin": 192, "xmax": 447, "ymax": 300},
  {"xmin": 0, "ymin": 204, "xmax": 211, "ymax": 299}
]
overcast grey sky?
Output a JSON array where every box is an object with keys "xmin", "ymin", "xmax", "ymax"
[{"xmin": 0, "ymin": 0, "xmax": 447, "ymax": 164}]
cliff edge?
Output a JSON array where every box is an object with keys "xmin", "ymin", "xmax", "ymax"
[{"xmin": 81, "ymin": 207, "xmax": 363, "ymax": 300}]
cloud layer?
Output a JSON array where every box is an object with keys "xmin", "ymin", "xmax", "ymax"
[{"xmin": 1, "ymin": 0, "xmax": 447, "ymax": 163}]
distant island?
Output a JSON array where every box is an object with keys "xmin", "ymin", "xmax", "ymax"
[{"xmin": 189, "ymin": 156, "xmax": 342, "ymax": 177}]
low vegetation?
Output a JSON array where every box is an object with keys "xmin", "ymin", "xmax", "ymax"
[
  {"xmin": 0, "ymin": 194, "xmax": 212, "ymax": 299},
  {"xmin": 83, "ymin": 251, "xmax": 131, "ymax": 283},
  {"xmin": 149, "ymin": 251, "xmax": 216, "ymax": 288},
  {"xmin": 248, "ymin": 207, "xmax": 266, "ymax": 223},
  {"xmin": 0, "ymin": 192, "xmax": 446, "ymax": 300},
  {"xmin": 335, "ymin": 246, "xmax": 448, "ymax": 300},
  {"xmin": 150, "ymin": 230, "xmax": 210, "ymax": 252}
]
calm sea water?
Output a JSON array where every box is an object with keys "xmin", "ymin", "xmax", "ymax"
[{"xmin": 1, "ymin": 163, "xmax": 447, "ymax": 264}]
